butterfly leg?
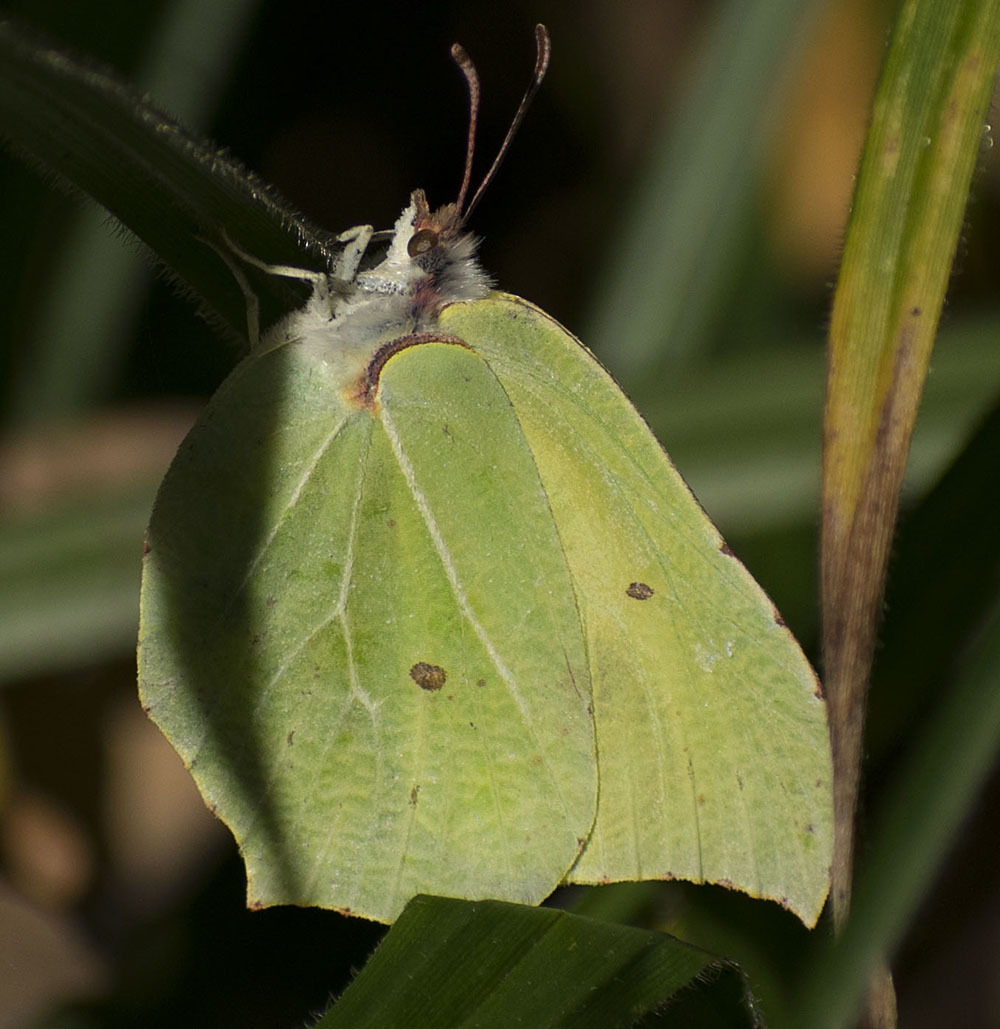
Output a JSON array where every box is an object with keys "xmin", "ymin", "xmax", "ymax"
[
  {"xmin": 218, "ymin": 228, "xmax": 329, "ymax": 290},
  {"xmin": 219, "ymin": 225, "xmax": 375, "ymax": 292},
  {"xmin": 205, "ymin": 229, "xmax": 342, "ymax": 347},
  {"xmin": 202, "ymin": 225, "xmax": 375, "ymax": 349},
  {"xmin": 197, "ymin": 232, "xmax": 267, "ymax": 347},
  {"xmin": 332, "ymin": 224, "xmax": 373, "ymax": 281}
]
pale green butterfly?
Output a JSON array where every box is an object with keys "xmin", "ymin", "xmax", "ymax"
[{"xmin": 139, "ymin": 25, "xmax": 832, "ymax": 926}]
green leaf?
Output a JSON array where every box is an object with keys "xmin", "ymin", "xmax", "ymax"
[
  {"xmin": 5, "ymin": 0, "xmax": 260, "ymax": 423},
  {"xmin": 316, "ymin": 895, "xmax": 761, "ymax": 1029},
  {"xmin": 0, "ymin": 15, "xmax": 332, "ymax": 341},
  {"xmin": 139, "ymin": 294, "xmax": 832, "ymax": 926}
]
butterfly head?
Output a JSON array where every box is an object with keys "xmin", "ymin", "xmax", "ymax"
[
  {"xmin": 404, "ymin": 188, "xmax": 489, "ymax": 305},
  {"xmin": 381, "ymin": 25, "xmax": 551, "ymax": 314}
]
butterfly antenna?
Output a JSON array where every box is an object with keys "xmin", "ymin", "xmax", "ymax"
[
  {"xmin": 452, "ymin": 23, "xmax": 551, "ymax": 225},
  {"xmin": 450, "ymin": 41, "xmax": 481, "ymax": 218}
]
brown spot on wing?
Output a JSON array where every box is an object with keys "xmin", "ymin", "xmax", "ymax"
[
  {"xmin": 626, "ymin": 581, "xmax": 654, "ymax": 600},
  {"xmin": 410, "ymin": 662, "xmax": 447, "ymax": 691}
]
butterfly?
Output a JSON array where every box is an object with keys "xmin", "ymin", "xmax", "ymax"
[{"xmin": 139, "ymin": 25, "xmax": 831, "ymax": 926}]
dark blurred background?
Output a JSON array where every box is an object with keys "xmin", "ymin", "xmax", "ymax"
[{"xmin": 1, "ymin": 1, "xmax": 999, "ymax": 1026}]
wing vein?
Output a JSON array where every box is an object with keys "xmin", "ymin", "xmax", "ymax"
[
  {"xmin": 379, "ymin": 396, "xmax": 587, "ymax": 855},
  {"xmin": 379, "ymin": 405, "xmax": 532, "ymax": 725},
  {"xmin": 231, "ymin": 411, "xmax": 355, "ymax": 605}
]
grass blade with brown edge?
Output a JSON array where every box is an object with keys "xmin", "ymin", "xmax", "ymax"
[{"xmin": 820, "ymin": 0, "xmax": 1000, "ymax": 1022}]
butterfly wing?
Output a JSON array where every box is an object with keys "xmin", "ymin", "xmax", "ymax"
[
  {"xmin": 138, "ymin": 338, "xmax": 596, "ymax": 923},
  {"xmin": 443, "ymin": 293, "xmax": 832, "ymax": 927}
]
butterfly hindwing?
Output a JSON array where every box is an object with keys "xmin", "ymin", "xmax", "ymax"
[{"xmin": 139, "ymin": 337, "xmax": 597, "ymax": 923}]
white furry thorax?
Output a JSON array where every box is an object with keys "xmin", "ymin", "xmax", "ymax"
[{"xmin": 260, "ymin": 191, "xmax": 492, "ymax": 383}]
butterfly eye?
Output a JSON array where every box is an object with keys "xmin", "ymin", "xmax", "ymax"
[{"xmin": 408, "ymin": 228, "xmax": 439, "ymax": 257}]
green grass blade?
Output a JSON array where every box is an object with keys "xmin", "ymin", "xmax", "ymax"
[
  {"xmin": 317, "ymin": 895, "xmax": 761, "ymax": 1028},
  {"xmin": 6, "ymin": 0, "xmax": 261, "ymax": 424},
  {"xmin": 639, "ymin": 317, "xmax": 1000, "ymax": 538},
  {"xmin": 820, "ymin": 0, "xmax": 1000, "ymax": 946},
  {"xmin": 0, "ymin": 486, "xmax": 156, "ymax": 682},
  {"xmin": 0, "ymin": 16, "xmax": 330, "ymax": 343},
  {"xmin": 582, "ymin": 0, "xmax": 825, "ymax": 377}
]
